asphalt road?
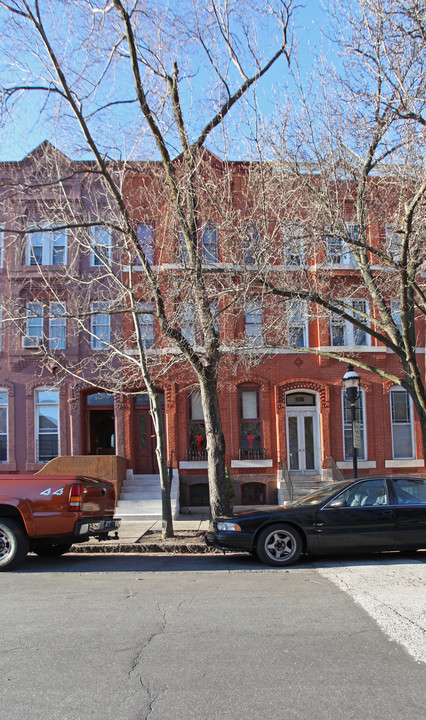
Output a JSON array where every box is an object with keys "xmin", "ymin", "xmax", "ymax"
[{"xmin": 1, "ymin": 551, "xmax": 425, "ymax": 720}]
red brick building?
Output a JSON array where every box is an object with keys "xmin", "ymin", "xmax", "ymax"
[{"xmin": 0, "ymin": 143, "xmax": 423, "ymax": 513}]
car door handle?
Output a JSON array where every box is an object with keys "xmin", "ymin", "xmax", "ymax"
[{"xmin": 381, "ymin": 509, "xmax": 393, "ymax": 516}]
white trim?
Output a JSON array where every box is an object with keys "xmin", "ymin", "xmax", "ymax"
[
  {"xmin": 179, "ymin": 461, "xmax": 208, "ymax": 469},
  {"xmin": 337, "ymin": 461, "xmax": 376, "ymax": 469},
  {"xmin": 385, "ymin": 459, "xmax": 424, "ymax": 468},
  {"xmin": 231, "ymin": 459, "xmax": 273, "ymax": 468}
]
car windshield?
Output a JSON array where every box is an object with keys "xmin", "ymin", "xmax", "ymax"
[{"xmin": 292, "ymin": 481, "xmax": 349, "ymax": 506}]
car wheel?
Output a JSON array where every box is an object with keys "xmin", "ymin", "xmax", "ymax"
[
  {"xmin": 0, "ymin": 518, "xmax": 30, "ymax": 571},
  {"xmin": 32, "ymin": 542, "xmax": 73, "ymax": 558},
  {"xmin": 256, "ymin": 524, "xmax": 303, "ymax": 567}
]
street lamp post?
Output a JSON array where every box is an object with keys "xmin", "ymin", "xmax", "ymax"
[{"xmin": 342, "ymin": 364, "xmax": 361, "ymax": 478}]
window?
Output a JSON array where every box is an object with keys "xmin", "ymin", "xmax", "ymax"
[
  {"xmin": 26, "ymin": 227, "xmax": 67, "ymax": 266},
  {"xmin": 391, "ymin": 299, "xmax": 402, "ymax": 333},
  {"xmin": 242, "ymin": 223, "xmax": 261, "ymax": 265},
  {"xmin": 90, "ymin": 226, "xmax": 112, "ymax": 266},
  {"xmin": 135, "ymin": 224, "xmax": 154, "ymax": 265},
  {"xmin": 23, "ymin": 302, "xmax": 43, "ymax": 348},
  {"xmin": 178, "ymin": 228, "xmax": 189, "ymax": 264},
  {"xmin": 0, "ymin": 390, "xmax": 8, "ymax": 462},
  {"xmin": 342, "ymin": 389, "xmax": 366, "ymax": 461},
  {"xmin": 91, "ymin": 301, "xmax": 111, "ymax": 349},
  {"xmin": 287, "ymin": 300, "xmax": 308, "ymax": 348},
  {"xmin": 283, "ymin": 223, "xmax": 305, "ymax": 266},
  {"xmin": 136, "ymin": 302, "xmax": 154, "ymax": 348},
  {"xmin": 340, "ymin": 478, "xmax": 388, "ymax": 507},
  {"xmin": 331, "ymin": 300, "xmax": 369, "ymax": 346},
  {"xmin": 390, "ymin": 388, "xmax": 414, "ymax": 459},
  {"xmin": 188, "ymin": 393, "xmax": 206, "ymax": 460},
  {"xmin": 393, "ymin": 478, "xmax": 426, "ymax": 505},
  {"xmin": 242, "ymin": 482, "xmax": 264, "ymax": 505},
  {"xmin": 35, "ymin": 388, "xmax": 59, "ymax": 463},
  {"xmin": 245, "ymin": 302, "xmax": 263, "ymax": 346},
  {"xmin": 190, "ymin": 483, "xmax": 209, "ymax": 506},
  {"xmin": 326, "ymin": 235, "xmax": 355, "ymax": 265},
  {"xmin": 202, "ymin": 224, "xmax": 218, "ymax": 263},
  {"xmin": 239, "ymin": 387, "xmax": 263, "ymax": 458},
  {"xmin": 386, "ymin": 224, "xmax": 403, "ymax": 260},
  {"xmin": 180, "ymin": 304, "xmax": 196, "ymax": 344},
  {"xmin": 49, "ymin": 302, "xmax": 66, "ymax": 350}
]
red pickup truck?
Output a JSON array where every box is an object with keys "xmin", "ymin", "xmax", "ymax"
[{"xmin": 0, "ymin": 474, "xmax": 120, "ymax": 570}]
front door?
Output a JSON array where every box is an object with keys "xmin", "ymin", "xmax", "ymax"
[
  {"xmin": 134, "ymin": 407, "xmax": 158, "ymax": 474},
  {"xmin": 286, "ymin": 407, "xmax": 320, "ymax": 474}
]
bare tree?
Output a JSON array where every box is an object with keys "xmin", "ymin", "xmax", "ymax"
[
  {"xmin": 0, "ymin": 0, "xmax": 295, "ymax": 518},
  {"xmin": 241, "ymin": 0, "xmax": 426, "ymax": 457}
]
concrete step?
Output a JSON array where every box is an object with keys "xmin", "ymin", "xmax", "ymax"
[{"xmin": 117, "ymin": 471, "xmax": 179, "ymax": 519}]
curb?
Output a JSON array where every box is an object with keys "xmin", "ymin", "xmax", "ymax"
[{"xmin": 70, "ymin": 542, "xmax": 217, "ymax": 554}]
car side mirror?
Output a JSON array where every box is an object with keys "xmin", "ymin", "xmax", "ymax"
[{"xmin": 327, "ymin": 497, "xmax": 347, "ymax": 508}]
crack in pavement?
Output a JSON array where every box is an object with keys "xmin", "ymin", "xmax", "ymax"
[{"xmin": 128, "ymin": 604, "xmax": 168, "ymax": 719}]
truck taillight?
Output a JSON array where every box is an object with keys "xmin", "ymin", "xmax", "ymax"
[{"xmin": 69, "ymin": 483, "xmax": 83, "ymax": 511}]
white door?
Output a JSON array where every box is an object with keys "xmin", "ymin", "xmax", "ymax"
[{"xmin": 286, "ymin": 408, "xmax": 320, "ymax": 474}]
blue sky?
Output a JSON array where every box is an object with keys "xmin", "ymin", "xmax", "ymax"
[{"xmin": 0, "ymin": 0, "xmax": 329, "ymax": 162}]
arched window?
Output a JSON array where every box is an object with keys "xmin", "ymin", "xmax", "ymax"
[{"xmin": 242, "ymin": 482, "xmax": 264, "ymax": 505}]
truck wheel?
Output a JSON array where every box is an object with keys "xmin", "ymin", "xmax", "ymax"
[
  {"xmin": 32, "ymin": 542, "xmax": 73, "ymax": 558},
  {"xmin": 0, "ymin": 518, "xmax": 30, "ymax": 571}
]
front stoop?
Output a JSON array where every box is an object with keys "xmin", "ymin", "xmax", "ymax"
[
  {"xmin": 278, "ymin": 474, "xmax": 325, "ymax": 503},
  {"xmin": 116, "ymin": 471, "xmax": 180, "ymax": 520}
]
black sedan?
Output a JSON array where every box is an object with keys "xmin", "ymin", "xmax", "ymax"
[{"xmin": 205, "ymin": 476, "xmax": 426, "ymax": 566}]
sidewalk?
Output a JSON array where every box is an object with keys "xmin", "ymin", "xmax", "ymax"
[{"xmin": 71, "ymin": 515, "xmax": 212, "ymax": 554}]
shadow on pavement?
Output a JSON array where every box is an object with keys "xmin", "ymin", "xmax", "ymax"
[{"xmin": 13, "ymin": 548, "xmax": 426, "ymax": 574}]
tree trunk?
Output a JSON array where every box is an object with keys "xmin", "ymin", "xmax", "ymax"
[
  {"xmin": 149, "ymin": 391, "xmax": 174, "ymax": 539},
  {"xmin": 199, "ymin": 375, "xmax": 230, "ymax": 520}
]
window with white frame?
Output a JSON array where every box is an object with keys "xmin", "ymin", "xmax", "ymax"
[
  {"xmin": 242, "ymin": 223, "xmax": 261, "ymax": 265},
  {"xmin": 331, "ymin": 300, "xmax": 369, "ymax": 346},
  {"xmin": 342, "ymin": 389, "xmax": 366, "ymax": 460},
  {"xmin": 390, "ymin": 387, "xmax": 414, "ymax": 459},
  {"xmin": 0, "ymin": 389, "xmax": 8, "ymax": 462},
  {"xmin": 135, "ymin": 224, "xmax": 154, "ymax": 265},
  {"xmin": 91, "ymin": 301, "xmax": 111, "ymax": 349},
  {"xmin": 26, "ymin": 227, "xmax": 67, "ymax": 266},
  {"xmin": 239, "ymin": 386, "xmax": 262, "ymax": 457},
  {"xmin": 178, "ymin": 228, "xmax": 189, "ymax": 264},
  {"xmin": 245, "ymin": 302, "xmax": 263, "ymax": 345},
  {"xmin": 287, "ymin": 300, "xmax": 308, "ymax": 348},
  {"xmin": 326, "ymin": 235, "xmax": 355, "ymax": 265},
  {"xmin": 35, "ymin": 388, "xmax": 59, "ymax": 463},
  {"xmin": 283, "ymin": 223, "xmax": 305, "ymax": 266},
  {"xmin": 201, "ymin": 224, "xmax": 218, "ymax": 263},
  {"xmin": 386, "ymin": 224, "xmax": 403, "ymax": 260},
  {"xmin": 90, "ymin": 226, "xmax": 112, "ymax": 266},
  {"xmin": 390, "ymin": 299, "xmax": 403, "ymax": 334},
  {"xmin": 180, "ymin": 303, "xmax": 196, "ymax": 344},
  {"xmin": 188, "ymin": 393, "xmax": 206, "ymax": 459},
  {"xmin": 49, "ymin": 302, "xmax": 66, "ymax": 350},
  {"xmin": 23, "ymin": 301, "xmax": 43, "ymax": 348},
  {"xmin": 136, "ymin": 302, "xmax": 154, "ymax": 348}
]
